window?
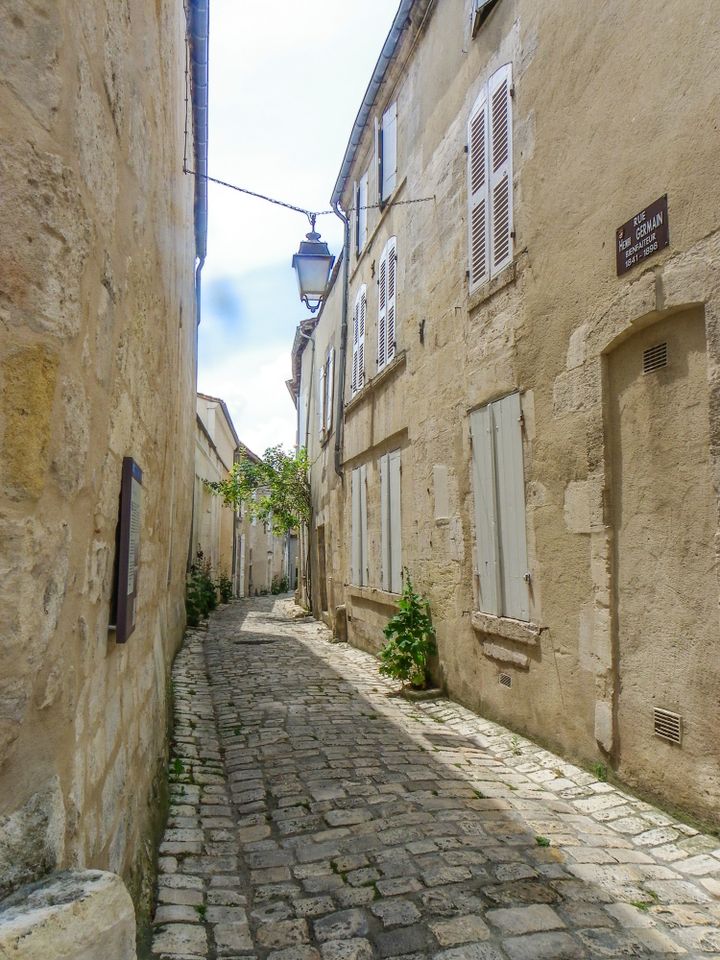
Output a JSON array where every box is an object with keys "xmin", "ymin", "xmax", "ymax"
[
  {"xmin": 467, "ymin": 63, "xmax": 513, "ymax": 291},
  {"xmin": 378, "ymin": 101, "xmax": 397, "ymax": 204},
  {"xmin": 380, "ymin": 449, "xmax": 402, "ymax": 593},
  {"xmin": 469, "ymin": 392, "xmax": 530, "ymax": 621},
  {"xmin": 351, "ymin": 465, "xmax": 368, "ymax": 585},
  {"xmin": 471, "ymin": 0, "xmax": 500, "ymax": 37},
  {"xmin": 377, "ymin": 236, "xmax": 397, "ymax": 372},
  {"xmin": 356, "ymin": 170, "xmax": 369, "ymax": 254},
  {"xmin": 324, "ymin": 346, "xmax": 335, "ymax": 434},
  {"xmin": 351, "ymin": 286, "xmax": 366, "ymax": 397},
  {"xmin": 317, "ymin": 362, "xmax": 326, "ymax": 438}
]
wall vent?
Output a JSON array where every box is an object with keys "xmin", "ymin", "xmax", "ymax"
[
  {"xmin": 499, "ymin": 673, "xmax": 512, "ymax": 688},
  {"xmin": 643, "ymin": 341, "xmax": 668, "ymax": 374},
  {"xmin": 654, "ymin": 707, "xmax": 682, "ymax": 745}
]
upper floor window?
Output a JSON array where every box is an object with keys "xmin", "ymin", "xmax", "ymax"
[
  {"xmin": 378, "ymin": 101, "xmax": 398, "ymax": 204},
  {"xmin": 377, "ymin": 236, "xmax": 397, "ymax": 371},
  {"xmin": 351, "ymin": 286, "xmax": 366, "ymax": 397},
  {"xmin": 467, "ymin": 63, "xmax": 513, "ymax": 292},
  {"xmin": 350, "ymin": 464, "xmax": 368, "ymax": 586},
  {"xmin": 380, "ymin": 449, "xmax": 402, "ymax": 594},
  {"xmin": 356, "ymin": 170, "xmax": 369, "ymax": 254},
  {"xmin": 471, "ymin": 0, "xmax": 500, "ymax": 37}
]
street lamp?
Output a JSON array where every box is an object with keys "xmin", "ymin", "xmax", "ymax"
[{"xmin": 291, "ymin": 214, "xmax": 335, "ymax": 313}]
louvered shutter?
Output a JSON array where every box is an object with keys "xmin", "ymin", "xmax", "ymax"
[
  {"xmin": 381, "ymin": 101, "xmax": 397, "ymax": 201},
  {"xmin": 493, "ymin": 392, "xmax": 529, "ymax": 620},
  {"xmin": 469, "ymin": 404, "xmax": 500, "ymax": 615},
  {"xmin": 468, "ymin": 88, "xmax": 489, "ymax": 291},
  {"xmin": 351, "ymin": 295, "xmax": 359, "ymax": 397},
  {"xmin": 359, "ymin": 463, "xmax": 368, "ymax": 586},
  {"xmin": 358, "ymin": 286, "xmax": 366, "ymax": 388},
  {"xmin": 489, "ymin": 63, "xmax": 513, "ymax": 277},
  {"xmin": 386, "ymin": 236, "xmax": 397, "ymax": 364},
  {"xmin": 325, "ymin": 347, "xmax": 334, "ymax": 432},
  {"xmin": 358, "ymin": 172, "xmax": 368, "ymax": 250},
  {"xmin": 317, "ymin": 363, "xmax": 325, "ymax": 437},
  {"xmin": 380, "ymin": 453, "xmax": 390, "ymax": 590},
  {"xmin": 388, "ymin": 449, "xmax": 402, "ymax": 592},
  {"xmin": 378, "ymin": 248, "xmax": 387, "ymax": 370},
  {"xmin": 353, "ymin": 180, "xmax": 360, "ymax": 255}
]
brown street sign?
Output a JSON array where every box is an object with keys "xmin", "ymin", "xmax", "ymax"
[{"xmin": 616, "ymin": 195, "xmax": 669, "ymax": 275}]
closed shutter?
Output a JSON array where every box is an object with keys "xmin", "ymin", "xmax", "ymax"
[
  {"xmin": 351, "ymin": 467, "xmax": 361, "ymax": 585},
  {"xmin": 470, "ymin": 404, "xmax": 500, "ymax": 615},
  {"xmin": 493, "ymin": 392, "xmax": 529, "ymax": 620},
  {"xmin": 389, "ymin": 449, "xmax": 402, "ymax": 592},
  {"xmin": 489, "ymin": 63, "xmax": 513, "ymax": 277},
  {"xmin": 386, "ymin": 236, "xmax": 397, "ymax": 364},
  {"xmin": 351, "ymin": 294, "xmax": 359, "ymax": 396},
  {"xmin": 358, "ymin": 286, "xmax": 366, "ymax": 389},
  {"xmin": 468, "ymin": 88, "xmax": 489, "ymax": 291},
  {"xmin": 381, "ymin": 101, "xmax": 397, "ymax": 201},
  {"xmin": 317, "ymin": 363, "xmax": 326, "ymax": 437},
  {"xmin": 359, "ymin": 463, "xmax": 368, "ymax": 586},
  {"xmin": 378, "ymin": 247, "xmax": 387, "ymax": 370},
  {"xmin": 353, "ymin": 180, "xmax": 360, "ymax": 255},
  {"xmin": 380, "ymin": 453, "xmax": 390, "ymax": 591},
  {"xmin": 358, "ymin": 172, "xmax": 368, "ymax": 250},
  {"xmin": 325, "ymin": 347, "xmax": 335, "ymax": 432}
]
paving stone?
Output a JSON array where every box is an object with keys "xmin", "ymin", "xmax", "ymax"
[{"xmin": 150, "ymin": 598, "xmax": 720, "ymax": 960}]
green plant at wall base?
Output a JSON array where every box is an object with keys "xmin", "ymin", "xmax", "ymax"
[
  {"xmin": 379, "ymin": 571, "xmax": 436, "ymax": 690},
  {"xmin": 185, "ymin": 552, "xmax": 218, "ymax": 626},
  {"xmin": 271, "ymin": 575, "xmax": 289, "ymax": 595},
  {"xmin": 217, "ymin": 572, "xmax": 233, "ymax": 604},
  {"xmin": 592, "ymin": 761, "xmax": 608, "ymax": 782}
]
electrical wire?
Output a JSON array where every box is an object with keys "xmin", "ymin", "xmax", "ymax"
[{"xmin": 183, "ymin": 167, "xmax": 435, "ymax": 223}]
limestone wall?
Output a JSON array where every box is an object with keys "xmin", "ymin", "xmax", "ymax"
[
  {"xmin": 305, "ymin": 0, "xmax": 720, "ymax": 823},
  {"xmin": 0, "ymin": 0, "xmax": 197, "ymax": 913}
]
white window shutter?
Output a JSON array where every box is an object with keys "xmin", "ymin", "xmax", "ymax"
[
  {"xmin": 381, "ymin": 101, "xmax": 397, "ymax": 201},
  {"xmin": 386, "ymin": 236, "xmax": 397, "ymax": 364},
  {"xmin": 358, "ymin": 172, "xmax": 368, "ymax": 250},
  {"xmin": 351, "ymin": 295, "xmax": 359, "ymax": 397},
  {"xmin": 351, "ymin": 468, "xmax": 361, "ymax": 584},
  {"xmin": 380, "ymin": 453, "xmax": 390, "ymax": 590},
  {"xmin": 318, "ymin": 363, "xmax": 325, "ymax": 436},
  {"xmin": 359, "ymin": 463, "xmax": 368, "ymax": 586},
  {"xmin": 358, "ymin": 286, "xmax": 366, "ymax": 389},
  {"xmin": 488, "ymin": 63, "xmax": 513, "ymax": 277},
  {"xmin": 353, "ymin": 180, "xmax": 359, "ymax": 255},
  {"xmin": 467, "ymin": 88, "xmax": 489, "ymax": 291},
  {"xmin": 469, "ymin": 405, "xmax": 500, "ymax": 615},
  {"xmin": 378, "ymin": 246, "xmax": 388, "ymax": 370},
  {"xmin": 325, "ymin": 347, "xmax": 334, "ymax": 432},
  {"xmin": 493, "ymin": 392, "xmax": 529, "ymax": 620},
  {"xmin": 389, "ymin": 449, "xmax": 402, "ymax": 592}
]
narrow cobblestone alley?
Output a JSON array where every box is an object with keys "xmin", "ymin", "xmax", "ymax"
[{"xmin": 151, "ymin": 598, "xmax": 720, "ymax": 960}]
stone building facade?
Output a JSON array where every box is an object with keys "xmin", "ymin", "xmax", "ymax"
[
  {"xmin": 294, "ymin": 0, "xmax": 720, "ymax": 824},
  {"xmin": 0, "ymin": 0, "xmax": 207, "ymax": 937}
]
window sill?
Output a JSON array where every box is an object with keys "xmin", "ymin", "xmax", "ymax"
[
  {"xmin": 471, "ymin": 610, "xmax": 544, "ymax": 645},
  {"xmin": 349, "ymin": 177, "xmax": 408, "ymax": 284},
  {"xmin": 467, "ymin": 261, "xmax": 517, "ymax": 314},
  {"xmin": 345, "ymin": 351, "xmax": 407, "ymax": 417},
  {"xmin": 348, "ymin": 584, "xmax": 400, "ymax": 607}
]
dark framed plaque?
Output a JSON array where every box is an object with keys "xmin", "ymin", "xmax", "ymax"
[
  {"xmin": 111, "ymin": 457, "xmax": 143, "ymax": 643},
  {"xmin": 616, "ymin": 195, "xmax": 669, "ymax": 275}
]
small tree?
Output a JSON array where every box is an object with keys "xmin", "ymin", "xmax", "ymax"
[
  {"xmin": 206, "ymin": 445, "xmax": 311, "ymax": 534},
  {"xmin": 379, "ymin": 571, "xmax": 436, "ymax": 690}
]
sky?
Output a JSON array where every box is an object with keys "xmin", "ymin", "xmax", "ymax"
[{"xmin": 198, "ymin": 1, "xmax": 399, "ymax": 457}]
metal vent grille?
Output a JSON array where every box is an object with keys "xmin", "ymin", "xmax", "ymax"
[
  {"xmin": 654, "ymin": 708, "xmax": 682, "ymax": 745},
  {"xmin": 499, "ymin": 673, "xmax": 512, "ymax": 688},
  {"xmin": 643, "ymin": 341, "xmax": 668, "ymax": 374}
]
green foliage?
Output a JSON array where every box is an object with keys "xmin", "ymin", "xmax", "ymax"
[
  {"xmin": 217, "ymin": 572, "xmax": 233, "ymax": 604},
  {"xmin": 206, "ymin": 445, "xmax": 311, "ymax": 535},
  {"xmin": 379, "ymin": 571, "xmax": 436, "ymax": 690},
  {"xmin": 592, "ymin": 761, "xmax": 608, "ymax": 782},
  {"xmin": 535, "ymin": 835, "xmax": 551, "ymax": 847},
  {"xmin": 271, "ymin": 575, "xmax": 289, "ymax": 595},
  {"xmin": 185, "ymin": 553, "xmax": 217, "ymax": 627}
]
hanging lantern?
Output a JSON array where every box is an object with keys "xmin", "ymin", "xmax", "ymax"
[{"xmin": 291, "ymin": 215, "xmax": 335, "ymax": 312}]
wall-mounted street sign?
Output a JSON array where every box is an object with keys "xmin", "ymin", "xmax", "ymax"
[
  {"xmin": 111, "ymin": 457, "xmax": 143, "ymax": 644},
  {"xmin": 616, "ymin": 195, "xmax": 669, "ymax": 276}
]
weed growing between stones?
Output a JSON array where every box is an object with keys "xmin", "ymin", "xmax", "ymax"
[{"xmin": 379, "ymin": 570, "xmax": 436, "ymax": 690}]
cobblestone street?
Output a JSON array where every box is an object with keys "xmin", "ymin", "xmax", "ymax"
[{"xmin": 151, "ymin": 597, "xmax": 720, "ymax": 960}]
